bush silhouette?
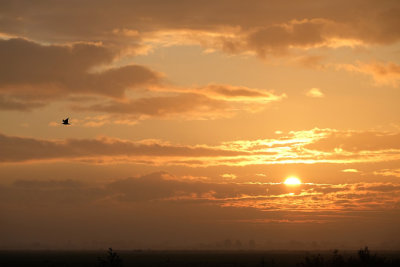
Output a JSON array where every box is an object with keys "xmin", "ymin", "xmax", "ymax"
[
  {"xmin": 298, "ymin": 253, "xmax": 324, "ymax": 267},
  {"xmin": 298, "ymin": 247, "xmax": 397, "ymax": 267},
  {"xmin": 97, "ymin": 248, "xmax": 122, "ymax": 267},
  {"xmin": 347, "ymin": 246, "xmax": 387, "ymax": 266},
  {"xmin": 329, "ymin": 250, "xmax": 345, "ymax": 267}
]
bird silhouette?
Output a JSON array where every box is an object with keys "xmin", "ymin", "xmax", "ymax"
[{"xmin": 62, "ymin": 118, "xmax": 70, "ymax": 125}]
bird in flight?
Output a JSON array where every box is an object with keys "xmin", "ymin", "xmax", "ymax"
[{"xmin": 62, "ymin": 118, "xmax": 70, "ymax": 125}]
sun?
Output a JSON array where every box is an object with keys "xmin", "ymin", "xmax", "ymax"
[{"xmin": 284, "ymin": 176, "xmax": 302, "ymax": 185}]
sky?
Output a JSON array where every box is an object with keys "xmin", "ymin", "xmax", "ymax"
[{"xmin": 1, "ymin": 0, "xmax": 400, "ymax": 250}]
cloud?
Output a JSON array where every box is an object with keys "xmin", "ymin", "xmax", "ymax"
[
  {"xmin": 0, "ymin": 133, "xmax": 245, "ymax": 163},
  {"xmin": 0, "ymin": 38, "xmax": 284, "ymax": 118},
  {"xmin": 0, "ymin": 172, "xmax": 281, "ymax": 206},
  {"xmin": 0, "ymin": 38, "xmax": 161, "ymax": 110},
  {"xmin": 3, "ymin": 172, "xmax": 400, "ymax": 215},
  {"xmin": 196, "ymin": 84, "xmax": 285, "ymax": 102},
  {"xmin": 2, "ymin": 171, "xmax": 400, "ymax": 248},
  {"xmin": 306, "ymin": 88, "xmax": 324, "ymax": 98},
  {"xmin": 222, "ymin": 181, "xmax": 400, "ymax": 213},
  {"xmin": 77, "ymin": 93, "xmax": 228, "ymax": 119},
  {"xmin": 218, "ymin": 128, "xmax": 400, "ymax": 166},
  {"xmin": 296, "ymin": 55, "xmax": 326, "ymax": 69},
  {"xmin": 141, "ymin": 18, "xmax": 372, "ymax": 58},
  {"xmin": 0, "ymin": 94, "xmax": 46, "ymax": 111},
  {"xmin": 1, "ymin": 1, "xmax": 400, "ymax": 57},
  {"xmin": 338, "ymin": 61, "xmax": 400, "ymax": 87},
  {"xmin": 342, "ymin": 169, "xmax": 359, "ymax": 173},
  {"xmin": 74, "ymin": 84, "xmax": 285, "ymax": 121},
  {"xmin": 2, "ymin": 128, "xmax": 400, "ymax": 166},
  {"xmin": 246, "ymin": 19, "xmax": 328, "ymax": 56},
  {"xmin": 221, "ymin": 173, "xmax": 237, "ymax": 180},
  {"xmin": 305, "ymin": 130, "xmax": 400, "ymax": 152},
  {"xmin": 374, "ymin": 168, "xmax": 400, "ymax": 178}
]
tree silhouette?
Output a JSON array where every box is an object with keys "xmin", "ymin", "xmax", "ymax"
[
  {"xmin": 97, "ymin": 248, "xmax": 122, "ymax": 267},
  {"xmin": 298, "ymin": 253, "xmax": 324, "ymax": 267},
  {"xmin": 329, "ymin": 249, "xmax": 345, "ymax": 267}
]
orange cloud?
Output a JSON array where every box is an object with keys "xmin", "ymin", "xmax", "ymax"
[
  {"xmin": 196, "ymin": 84, "xmax": 285, "ymax": 102},
  {"xmin": 374, "ymin": 168, "xmax": 400, "ymax": 178},
  {"xmin": 2, "ymin": 1, "xmax": 400, "ymax": 57},
  {"xmin": 76, "ymin": 93, "xmax": 229, "ymax": 120},
  {"xmin": 2, "ymin": 128, "xmax": 400, "ymax": 166},
  {"xmin": 3, "ymin": 172, "xmax": 400, "ymax": 216},
  {"xmin": 305, "ymin": 130, "xmax": 400, "ymax": 152},
  {"xmin": 339, "ymin": 61, "xmax": 400, "ymax": 87},
  {"xmin": 0, "ymin": 133, "xmax": 246, "ymax": 163},
  {"xmin": 72, "ymin": 84, "xmax": 285, "ymax": 121}
]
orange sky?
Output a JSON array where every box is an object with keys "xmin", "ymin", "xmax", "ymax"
[{"xmin": 1, "ymin": 0, "xmax": 400, "ymax": 250}]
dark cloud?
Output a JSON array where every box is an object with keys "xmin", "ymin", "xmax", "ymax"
[
  {"xmin": 3, "ymin": 172, "xmax": 400, "ymax": 215},
  {"xmin": 247, "ymin": 20, "xmax": 326, "ymax": 56},
  {"xmin": 0, "ymin": 38, "xmax": 113, "ymax": 83},
  {"xmin": 1, "ymin": 171, "xmax": 400, "ymax": 249},
  {"xmin": 0, "ymin": 133, "xmax": 246, "ymax": 163},
  {"xmin": 1, "ymin": 0, "xmax": 399, "ymax": 56},
  {"xmin": 108, "ymin": 172, "xmax": 289, "ymax": 202},
  {"xmin": 0, "ymin": 172, "xmax": 287, "ymax": 209},
  {"xmin": 354, "ymin": 183, "xmax": 400, "ymax": 192},
  {"xmin": 0, "ymin": 38, "xmax": 161, "ymax": 110}
]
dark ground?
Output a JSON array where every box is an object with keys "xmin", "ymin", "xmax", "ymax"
[{"xmin": 0, "ymin": 249, "xmax": 399, "ymax": 267}]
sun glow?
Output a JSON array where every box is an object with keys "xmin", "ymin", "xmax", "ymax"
[{"xmin": 284, "ymin": 176, "xmax": 302, "ymax": 185}]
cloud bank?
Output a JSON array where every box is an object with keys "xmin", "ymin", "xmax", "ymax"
[{"xmin": 2, "ymin": 128, "xmax": 400, "ymax": 166}]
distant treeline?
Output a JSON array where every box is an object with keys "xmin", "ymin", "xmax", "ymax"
[
  {"xmin": 1, "ymin": 246, "xmax": 400, "ymax": 267},
  {"xmin": 298, "ymin": 247, "xmax": 400, "ymax": 267},
  {"xmin": 97, "ymin": 246, "xmax": 400, "ymax": 267}
]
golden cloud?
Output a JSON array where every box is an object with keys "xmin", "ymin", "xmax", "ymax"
[
  {"xmin": 2, "ymin": 128, "xmax": 400, "ymax": 166},
  {"xmin": 2, "ymin": 1, "xmax": 400, "ymax": 56},
  {"xmin": 338, "ymin": 61, "xmax": 400, "ymax": 87}
]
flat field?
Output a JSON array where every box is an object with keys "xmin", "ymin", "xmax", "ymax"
[{"xmin": 1, "ymin": 250, "xmax": 400, "ymax": 267}]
